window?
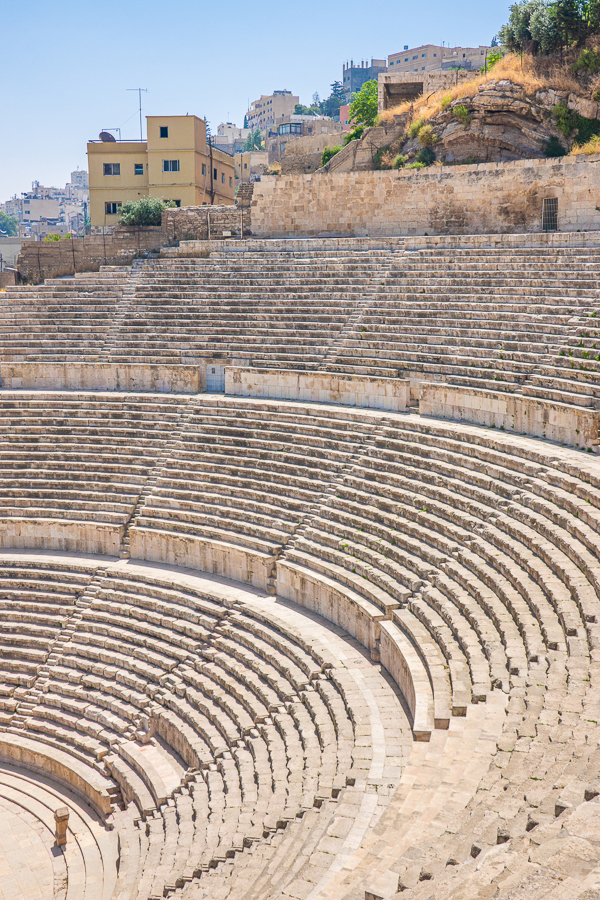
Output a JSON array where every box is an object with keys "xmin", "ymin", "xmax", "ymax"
[
  {"xmin": 229, "ymin": 177, "xmax": 233, "ymax": 187},
  {"xmin": 134, "ymin": 163, "xmax": 144, "ymax": 175},
  {"xmin": 542, "ymin": 197, "xmax": 558, "ymax": 232},
  {"xmin": 202, "ymin": 164, "xmax": 206, "ymax": 176},
  {"xmin": 162, "ymin": 159, "xmax": 180, "ymax": 172},
  {"xmin": 244, "ymin": 163, "xmax": 247, "ymax": 169},
  {"xmin": 173, "ymin": 200, "xmax": 181, "ymax": 207},
  {"xmin": 221, "ymin": 173, "xmax": 225, "ymax": 184},
  {"xmin": 422, "ymin": 53, "xmax": 426, "ymax": 57},
  {"xmin": 390, "ymin": 61, "xmax": 394, "ymax": 65},
  {"xmin": 422, "ymin": 66, "xmax": 425, "ymax": 70},
  {"xmin": 405, "ymin": 57, "xmax": 409, "ymax": 61},
  {"xmin": 103, "ymin": 163, "xmax": 120, "ymax": 176},
  {"xmin": 213, "ymin": 168, "xmax": 217, "ymax": 180},
  {"xmin": 105, "ymin": 202, "xmax": 121, "ymax": 215},
  {"xmin": 433, "ymin": 53, "xmax": 437, "ymax": 57},
  {"xmin": 413, "ymin": 55, "xmax": 418, "ymax": 59},
  {"xmin": 160, "ymin": 126, "xmax": 169, "ymax": 138},
  {"xmin": 279, "ymin": 122, "xmax": 301, "ymax": 135}
]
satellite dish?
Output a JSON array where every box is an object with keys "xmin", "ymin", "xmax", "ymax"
[{"xmin": 99, "ymin": 131, "xmax": 116, "ymax": 142}]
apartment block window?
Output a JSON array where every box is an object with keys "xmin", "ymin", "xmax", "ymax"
[
  {"xmin": 244, "ymin": 163, "xmax": 247, "ymax": 169},
  {"xmin": 160, "ymin": 126, "xmax": 169, "ymax": 138},
  {"xmin": 103, "ymin": 163, "xmax": 120, "ymax": 176},
  {"xmin": 213, "ymin": 168, "xmax": 217, "ymax": 180},
  {"xmin": 422, "ymin": 53, "xmax": 426, "ymax": 57},
  {"xmin": 221, "ymin": 173, "xmax": 225, "ymax": 184},
  {"xmin": 413, "ymin": 55, "xmax": 418, "ymax": 59},
  {"xmin": 134, "ymin": 163, "xmax": 144, "ymax": 175},
  {"xmin": 173, "ymin": 200, "xmax": 181, "ymax": 207},
  {"xmin": 105, "ymin": 202, "xmax": 122, "ymax": 215},
  {"xmin": 434, "ymin": 52, "xmax": 437, "ymax": 56},
  {"xmin": 229, "ymin": 177, "xmax": 233, "ymax": 187},
  {"xmin": 162, "ymin": 159, "xmax": 180, "ymax": 172},
  {"xmin": 202, "ymin": 164, "xmax": 206, "ymax": 176}
]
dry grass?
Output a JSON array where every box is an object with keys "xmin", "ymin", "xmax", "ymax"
[
  {"xmin": 378, "ymin": 53, "xmax": 582, "ymax": 127},
  {"xmin": 570, "ymin": 133, "xmax": 600, "ymax": 154}
]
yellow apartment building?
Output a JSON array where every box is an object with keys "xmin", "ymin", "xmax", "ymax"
[{"xmin": 87, "ymin": 115, "xmax": 235, "ymax": 228}]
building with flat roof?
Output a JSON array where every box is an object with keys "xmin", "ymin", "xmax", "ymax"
[
  {"xmin": 245, "ymin": 91, "xmax": 299, "ymax": 134},
  {"xmin": 388, "ymin": 43, "xmax": 491, "ymax": 74},
  {"xmin": 342, "ymin": 58, "xmax": 388, "ymax": 104},
  {"xmin": 87, "ymin": 114, "xmax": 234, "ymax": 228}
]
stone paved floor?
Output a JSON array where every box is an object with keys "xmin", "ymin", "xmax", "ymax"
[{"xmin": 0, "ymin": 796, "xmax": 57, "ymax": 900}]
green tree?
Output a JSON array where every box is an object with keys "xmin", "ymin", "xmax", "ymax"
[
  {"xmin": 118, "ymin": 197, "xmax": 176, "ymax": 226},
  {"xmin": 0, "ymin": 211, "xmax": 18, "ymax": 236},
  {"xmin": 320, "ymin": 81, "xmax": 346, "ymax": 118},
  {"xmin": 242, "ymin": 128, "xmax": 263, "ymax": 151},
  {"xmin": 499, "ymin": 0, "xmax": 562, "ymax": 52},
  {"xmin": 348, "ymin": 80, "xmax": 379, "ymax": 127}
]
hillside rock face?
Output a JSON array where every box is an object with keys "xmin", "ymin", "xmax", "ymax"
[{"xmin": 321, "ymin": 79, "xmax": 600, "ymax": 172}]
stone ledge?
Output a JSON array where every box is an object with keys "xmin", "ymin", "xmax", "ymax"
[
  {"xmin": 0, "ymin": 733, "xmax": 114, "ymax": 816},
  {"xmin": 0, "ymin": 362, "xmax": 205, "ymax": 394},
  {"xmin": 419, "ymin": 381, "xmax": 599, "ymax": 450},
  {"xmin": 225, "ymin": 367, "xmax": 410, "ymax": 412}
]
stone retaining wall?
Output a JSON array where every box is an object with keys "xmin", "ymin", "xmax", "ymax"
[
  {"xmin": 420, "ymin": 382, "xmax": 600, "ymax": 449},
  {"xmin": 251, "ymin": 154, "xmax": 600, "ymax": 237},
  {"xmin": 0, "ymin": 362, "xmax": 205, "ymax": 393},
  {"xmin": 225, "ymin": 367, "xmax": 410, "ymax": 411},
  {"xmin": 17, "ymin": 227, "xmax": 167, "ymax": 282}
]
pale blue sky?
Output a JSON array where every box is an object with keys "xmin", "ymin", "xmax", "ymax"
[{"xmin": 3, "ymin": 0, "xmax": 509, "ymax": 201}]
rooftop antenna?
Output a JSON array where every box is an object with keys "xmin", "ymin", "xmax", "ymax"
[{"xmin": 127, "ymin": 88, "xmax": 148, "ymax": 141}]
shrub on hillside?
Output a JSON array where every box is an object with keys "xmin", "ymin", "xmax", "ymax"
[
  {"xmin": 543, "ymin": 135, "xmax": 567, "ymax": 155},
  {"xmin": 343, "ymin": 125, "xmax": 365, "ymax": 145},
  {"xmin": 415, "ymin": 146, "xmax": 436, "ymax": 166},
  {"xmin": 321, "ymin": 146, "xmax": 342, "ymax": 166},
  {"xmin": 454, "ymin": 105, "xmax": 472, "ymax": 127},
  {"xmin": 570, "ymin": 132, "xmax": 600, "ymax": 153},
  {"xmin": 552, "ymin": 101, "xmax": 600, "ymax": 143},
  {"xmin": 571, "ymin": 48, "xmax": 600, "ymax": 74},
  {"xmin": 418, "ymin": 124, "xmax": 438, "ymax": 146},
  {"xmin": 407, "ymin": 118, "xmax": 425, "ymax": 139},
  {"xmin": 393, "ymin": 154, "xmax": 408, "ymax": 168},
  {"xmin": 118, "ymin": 197, "xmax": 176, "ymax": 226}
]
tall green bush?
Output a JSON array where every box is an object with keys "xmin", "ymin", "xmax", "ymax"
[{"xmin": 118, "ymin": 197, "xmax": 176, "ymax": 226}]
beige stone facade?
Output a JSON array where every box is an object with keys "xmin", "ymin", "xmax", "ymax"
[
  {"xmin": 245, "ymin": 90, "xmax": 299, "ymax": 132},
  {"xmin": 251, "ymin": 154, "xmax": 600, "ymax": 237}
]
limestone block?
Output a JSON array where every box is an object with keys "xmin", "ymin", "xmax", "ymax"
[
  {"xmin": 225, "ymin": 367, "xmax": 410, "ymax": 412},
  {"xmin": 129, "ymin": 527, "xmax": 272, "ymax": 590},
  {"xmin": 0, "ymin": 733, "xmax": 113, "ymax": 816},
  {"xmin": 379, "ymin": 621, "xmax": 434, "ymax": 741},
  {"xmin": 419, "ymin": 382, "xmax": 599, "ymax": 450},
  {"xmin": 0, "ymin": 519, "xmax": 122, "ymax": 556},
  {"xmin": 1, "ymin": 362, "xmax": 204, "ymax": 394},
  {"xmin": 276, "ymin": 560, "xmax": 385, "ymax": 652}
]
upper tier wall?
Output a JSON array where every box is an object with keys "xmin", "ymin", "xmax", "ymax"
[{"xmin": 250, "ymin": 154, "xmax": 600, "ymax": 237}]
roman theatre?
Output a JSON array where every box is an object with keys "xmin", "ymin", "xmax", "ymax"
[{"xmin": 1, "ymin": 225, "xmax": 600, "ymax": 900}]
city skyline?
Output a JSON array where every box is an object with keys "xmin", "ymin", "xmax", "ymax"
[{"xmin": 2, "ymin": 0, "xmax": 509, "ymax": 201}]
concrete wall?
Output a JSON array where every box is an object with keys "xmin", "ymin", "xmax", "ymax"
[
  {"xmin": 250, "ymin": 154, "xmax": 600, "ymax": 237},
  {"xmin": 419, "ymin": 382, "xmax": 600, "ymax": 450},
  {"xmin": 225, "ymin": 367, "xmax": 410, "ymax": 412}
]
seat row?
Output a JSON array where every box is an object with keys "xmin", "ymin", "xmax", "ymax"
[{"xmin": 0, "ymin": 561, "xmax": 364, "ymax": 899}]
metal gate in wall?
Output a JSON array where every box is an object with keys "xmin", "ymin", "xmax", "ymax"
[{"xmin": 206, "ymin": 365, "xmax": 226, "ymax": 392}]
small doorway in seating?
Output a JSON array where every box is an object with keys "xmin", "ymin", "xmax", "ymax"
[{"xmin": 206, "ymin": 365, "xmax": 225, "ymax": 392}]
